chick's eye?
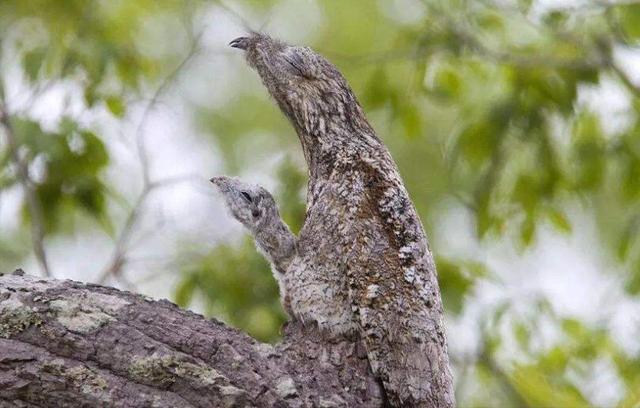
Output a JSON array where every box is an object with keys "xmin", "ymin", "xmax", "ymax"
[{"xmin": 241, "ymin": 191, "xmax": 252, "ymax": 202}]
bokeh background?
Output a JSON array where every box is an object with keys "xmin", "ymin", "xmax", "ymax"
[{"xmin": 1, "ymin": 0, "xmax": 639, "ymax": 406}]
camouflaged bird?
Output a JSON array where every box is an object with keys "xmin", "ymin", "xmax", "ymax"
[
  {"xmin": 228, "ymin": 33, "xmax": 455, "ymax": 407},
  {"xmin": 210, "ymin": 176, "xmax": 297, "ymax": 314}
]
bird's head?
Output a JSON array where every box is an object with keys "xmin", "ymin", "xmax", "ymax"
[
  {"xmin": 210, "ymin": 175, "xmax": 279, "ymax": 231},
  {"xmin": 229, "ymin": 33, "xmax": 366, "ymax": 136}
]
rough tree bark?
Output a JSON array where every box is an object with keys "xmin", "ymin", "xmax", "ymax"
[{"xmin": 0, "ymin": 270, "xmax": 385, "ymax": 407}]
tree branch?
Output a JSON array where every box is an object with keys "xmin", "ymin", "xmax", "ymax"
[
  {"xmin": 96, "ymin": 176, "xmax": 199, "ymax": 285},
  {"xmin": 0, "ymin": 270, "xmax": 384, "ymax": 407},
  {"xmin": 99, "ymin": 31, "xmax": 203, "ymax": 286}
]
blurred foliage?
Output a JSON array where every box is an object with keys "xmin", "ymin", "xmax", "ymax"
[
  {"xmin": 10, "ymin": 118, "xmax": 110, "ymax": 233},
  {"xmin": 0, "ymin": 0, "xmax": 192, "ymax": 246},
  {"xmin": 1, "ymin": 0, "xmax": 640, "ymax": 406},
  {"xmin": 175, "ymin": 239, "xmax": 286, "ymax": 343}
]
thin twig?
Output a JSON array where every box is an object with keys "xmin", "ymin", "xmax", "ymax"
[
  {"xmin": 216, "ymin": 0, "xmax": 255, "ymax": 32},
  {"xmin": 0, "ymin": 99, "xmax": 51, "ymax": 277},
  {"xmin": 134, "ymin": 34, "xmax": 202, "ymax": 185},
  {"xmin": 603, "ymin": 8, "xmax": 640, "ymax": 98},
  {"xmin": 97, "ymin": 184, "xmax": 151, "ymax": 285},
  {"xmin": 96, "ymin": 175, "xmax": 199, "ymax": 285},
  {"xmin": 610, "ymin": 61, "xmax": 640, "ymax": 98},
  {"xmin": 97, "ymin": 31, "xmax": 203, "ymax": 286}
]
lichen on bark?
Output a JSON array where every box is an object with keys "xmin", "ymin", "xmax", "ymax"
[
  {"xmin": 0, "ymin": 271, "xmax": 386, "ymax": 407},
  {"xmin": 0, "ymin": 288, "xmax": 42, "ymax": 338}
]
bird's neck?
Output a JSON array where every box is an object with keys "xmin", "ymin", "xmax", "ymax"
[
  {"xmin": 295, "ymin": 128, "xmax": 339, "ymax": 194},
  {"xmin": 254, "ymin": 217, "xmax": 296, "ymax": 274},
  {"xmin": 296, "ymin": 124, "xmax": 381, "ymax": 207}
]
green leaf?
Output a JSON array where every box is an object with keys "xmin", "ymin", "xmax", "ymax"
[
  {"xmin": 513, "ymin": 174, "xmax": 538, "ymax": 213},
  {"xmin": 84, "ymin": 85, "xmax": 98, "ymax": 107},
  {"xmin": 617, "ymin": 220, "xmax": 637, "ymax": 261},
  {"xmin": 547, "ymin": 208, "xmax": 572, "ymax": 234},
  {"xmin": 514, "ymin": 322, "xmax": 530, "ymax": 349},
  {"xmin": 22, "ymin": 48, "xmax": 47, "ymax": 82},
  {"xmin": 457, "ymin": 120, "xmax": 500, "ymax": 166},
  {"xmin": 561, "ymin": 318, "xmax": 585, "ymax": 338},
  {"xmin": 622, "ymin": 156, "xmax": 640, "ymax": 201},
  {"xmin": 520, "ymin": 217, "xmax": 536, "ymax": 247},
  {"xmin": 475, "ymin": 192, "xmax": 500, "ymax": 239},
  {"xmin": 543, "ymin": 11, "xmax": 568, "ymax": 29},
  {"xmin": 11, "ymin": 117, "xmax": 109, "ymax": 234},
  {"xmin": 363, "ymin": 68, "xmax": 393, "ymax": 109},
  {"xmin": 432, "ymin": 65, "xmax": 462, "ymax": 100},
  {"xmin": 174, "ymin": 274, "xmax": 196, "ymax": 307},
  {"xmin": 436, "ymin": 257, "xmax": 473, "ymax": 314},
  {"xmin": 625, "ymin": 261, "xmax": 640, "ymax": 296},
  {"xmin": 105, "ymin": 96, "xmax": 126, "ymax": 118},
  {"xmin": 398, "ymin": 103, "xmax": 422, "ymax": 139},
  {"xmin": 276, "ymin": 157, "xmax": 306, "ymax": 233},
  {"xmin": 572, "ymin": 113, "xmax": 605, "ymax": 190},
  {"xmin": 538, "ymin": 346, "xmax": 569, "ymax": 373},
  {"xmin": 477, "ymin": 11, "xmax": 504, "ymax": 30},
  {"xmin": 509, "ymin": 366, "xmax": 591, "ymax": 408},
  {"xmin": 619, "ymin": 4, "xmax": 640, "ymax": 40}
]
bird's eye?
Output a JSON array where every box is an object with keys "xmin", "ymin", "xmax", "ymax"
[
  {"xmin": 241, "ymin": 191, "xmax": 252, "ymax": 202},
  {"xmin": 283, "ymin": 49, "xmax": 310, "ymax": 78}
]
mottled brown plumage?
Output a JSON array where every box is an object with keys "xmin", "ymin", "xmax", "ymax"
[
  {"xmin": 229, "ymin": 33, "xmax": 455, "ymax": 407},
  {"xmin": 211, "ymin": 176, "xmax": 296, "ymax": 313}
]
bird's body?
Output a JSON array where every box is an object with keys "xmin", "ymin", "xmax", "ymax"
[
  {"xmin": 285, "ymin": 122, "xmax": 453, "ymax": 407},
  {"xmin": 227, "ymin": 33, "xmax": 455, "ymax": 407}
]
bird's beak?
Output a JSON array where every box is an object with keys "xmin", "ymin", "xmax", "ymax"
[
  {"xmin": 229, "ymin": 37, "xmax": 250, "ymax": 50},
  {"xmin": 210, "ymin": 176, "xmax": 225, "ymax": 187}
]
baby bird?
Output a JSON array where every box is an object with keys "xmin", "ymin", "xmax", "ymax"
[{"xmin": 210, "ymin": 176, "xmax": 296, "ymax": 312}]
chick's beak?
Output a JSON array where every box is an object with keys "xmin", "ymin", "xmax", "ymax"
[
  {"xmin": 210, "ymin": 176, "xmax": 227, "ymax": 189},
  {"xmin": 229, "ymin": 36, "xmax": 250, "ymax": 50}
]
